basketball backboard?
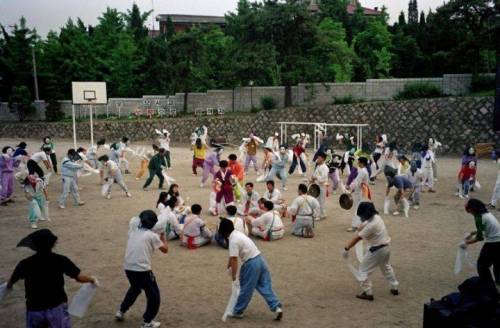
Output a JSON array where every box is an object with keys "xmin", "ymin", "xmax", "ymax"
[{"xmin": 72, "ymin": 82, "xmax": 107, "ymax": 105}]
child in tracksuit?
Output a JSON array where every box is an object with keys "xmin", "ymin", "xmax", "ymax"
[
  {"xmin": 115, "ymin": 210, "xmax": 168, "ymax": 328},
  {"xmin": 23, "ymin": 174, "xmax": 49, "ymax": 229},
  {"xmin": 58, "ymin": 149, "xmax": 85, "ymax": 209},
  {"xmin": 98, "ymin": 155, "xmax": 132, "ymax": 199},
  {"xmin": 143, "ymin": 149, "xmax": 167, "ymax": 190},
  {"xmin": 458, "ymin": 161, "xmax": 476, "ymax": 199}
]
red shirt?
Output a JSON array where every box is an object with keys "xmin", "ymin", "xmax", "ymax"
[
  {"xmin": 229, "ymin": 161, "xmax": 244, "ymax": 182},
  {"xmin": 459, "ymin": 166, "xmax": 476, "ymax": 181},
  {"xmin": 293, "ymin": 144, "xmax": 305, "ymax": 156}
]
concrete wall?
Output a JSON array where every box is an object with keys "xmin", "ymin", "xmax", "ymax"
[
  {"xmin": 0, "ymin": 101, "xmax": 46, "ymax": 121},
  {"xmin": 1, "ymin": 97, "xmax": 496, "ymax": 154},
  {"xmin": 0, "ymin": 73, "xmax": 493, "ymax": 121}
]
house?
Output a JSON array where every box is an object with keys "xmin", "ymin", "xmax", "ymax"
[
  {"xmin": 306, "ymin": 0, "xmax": 381, "ymax": 16},
  {"xmin": 156, "ymin": 14, "xmax": 226, "ymax": 34}
]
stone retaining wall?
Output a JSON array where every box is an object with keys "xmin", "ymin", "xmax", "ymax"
[{"xmin": 0, "ymin": 97, "xmax": 496, "ymax": 154}]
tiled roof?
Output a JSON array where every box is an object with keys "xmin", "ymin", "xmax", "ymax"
[
  {"xmin": 156, "ymin": 14, "xmax": 226, "ymax": 24},
  {"xmin": 346, "ymin": 4, "xmax": 381, "ymax": 16}
]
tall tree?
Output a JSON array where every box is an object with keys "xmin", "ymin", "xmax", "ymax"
[
  {"xmin": 408, "ymin": 0, "xmax": 419, "ymax": 25},
  {"xmin": 0, "ymin": 17, "xmax": 38, "ymax": 101},
  {"xmin": 312, "ymin": 18, "xmax": 354, "ymax": 82},
  {"xmin": 353, "ymin": 20, "xmax": 393, "ymax": 79}
]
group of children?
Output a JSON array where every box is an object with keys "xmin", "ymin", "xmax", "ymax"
[{"xmin": 3, "ymin": 128, "xmax": 500, "ymax": 328}]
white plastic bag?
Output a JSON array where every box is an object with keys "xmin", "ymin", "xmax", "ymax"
[
  {"xmin": 68, "ymin": 283, "xmax": 97, "ymax": 318},
  {"xmin": 355, "ymin": 241, "xmax": 364, "ymax": 263},
  {"xmin": 454, "ymin": 246, "xmax": 475, "ymax": 275},
  {"xmin": 383, "ymin": 197, "xmax": 390, "ymax": 215},
  {"xmin": 474, "ymin": 180, "xmax": 481, "ymax": 190},
  {"xmin": 101, "ymin": 182, "xmax": 111, "ymax": 196},
  {"xmin": 0, "ymin": 282, "xmax": 9, "ymax": 303},
  {"xmin": 343, "ymin": 253, "xmax": 364, "ymax": 281},
  {"xmin": 222, "ymin": 280, "xmax": 240, "ymax": 322}
]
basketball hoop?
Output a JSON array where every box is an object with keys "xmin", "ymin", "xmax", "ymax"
[{"xmin": 72, "ymin": 82, "xmax": 107, "ymax": 149}]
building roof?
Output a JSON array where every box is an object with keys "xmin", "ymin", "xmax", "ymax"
[
  {"xmin": 346, "ymin": 3, "xmax": 381, "ymax": 16},
  {"xmin": 156, "ymin": 14, "xmax": 226, "ymax": 25}
]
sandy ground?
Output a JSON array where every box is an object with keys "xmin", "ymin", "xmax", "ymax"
[{"xmin": 0, "ymin": 138, "xmax": 496, "ymax": 328}]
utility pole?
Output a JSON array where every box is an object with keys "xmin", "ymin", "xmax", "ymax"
[
  {"xmin": 151, "ymin": 0, "xmax": 155, "ymax": 31},
  {"xmin": 32, "ymin": 47, "xmax": 39, "ymax": 100}
]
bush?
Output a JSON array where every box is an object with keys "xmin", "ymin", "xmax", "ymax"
[
  {"xmin": 471, "ymin": 75, "xmax": 495, "ymax": 93},
  {"xmin": 8, "ymin": 85, "xmax": 36, "ymax": 121},
  {"xmin": 394, "ymin": 83, "xmax": 443, "ymax": 100},
  {"xmin": 260, "ymin": 96, "xmax": 277, "ymax": 110},
  {"xmin": 45, "ymin": 100, "xmax": 64, "ymax": 122},
  {"xmin": 332, "ymin": 95, "xmax": 361, "ymax": 105}
]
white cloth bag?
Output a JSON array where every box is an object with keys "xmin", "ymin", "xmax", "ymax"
[
  {"xmin": 222, "ymin": 280, "xmax": 240, "ymax": 322},
  {"xmin": 68, "ymin": 283, "xmax": 97, "ymax": 318}
]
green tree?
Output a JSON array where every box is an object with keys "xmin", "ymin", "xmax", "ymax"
[
  {"xmin": 9, "ymin": 85, "xmax": 35, "ymax": 121},
  {"xmin": 123, "ymin": 3, "xmax": 151, "ymax": 43},
  {"xmin": 408, "ymin": 0, "xmax": 419, "ymax": 25},
  {"xmin": 0, "ymin": 17, "xmax": 38, "ymax": 101},
  {"xmin": 353, "ymin": 20, "xmax": 393, "ymax": 79},
  {"xmin": 312, "ymin": 18, "xmax": 354, "ymax": 82}
]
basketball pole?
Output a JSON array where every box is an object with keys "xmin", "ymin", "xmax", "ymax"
[
  {"xmin": 72, "ymin": 104, "xmax": 77, "ymax": 149},
  {"xmin": 89, "ymin": 103, "xmax": 94, "ymax": 147}
]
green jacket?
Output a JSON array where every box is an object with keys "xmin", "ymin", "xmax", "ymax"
[{"xmin": 149, "ymin": 153, "xmax": 166, "ymax": 170}]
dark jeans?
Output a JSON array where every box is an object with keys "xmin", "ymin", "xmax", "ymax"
[
  {"xmin": 164, "ymin": 151, "xmax": 171, "ymax": 168},
  {"xmin": 289, "ymin": 155, "xmax": 306, "ymax": 175},
  {"xmin": 477, "ymin": 241, "xmax": 500, "ymax": 286},
  {"xmin": 143, "ymin": 169, "xmax": 164, "ymax": 189},
  {"xmin": 50, "ymin": 153, "xmax": 58, "ymax": 173},
  {"xmin": 27, "ymin": 160, "xmax": 44, "ymax": 178},
  {"xmin": 120, "ymin": 270, "xmax": 160, "ymax": 323}
]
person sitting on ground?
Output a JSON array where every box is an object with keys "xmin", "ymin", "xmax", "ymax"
[
  {"xmin": 181, "ymin": 204, "xmax": 213, "ymax": 249},
  {"xmin": 238, "ymin": 182, "xmax": 260, "ymax": 216},
  {"xmin": 156, "ymin": 192, "xmax": 169, "ymax": 212},
  {"xmin": 246, "ymin": 201, "xmax": 284, "ymax": 241},
  {"xmin": 154, "ymin": 196, "xmax": 182, "ymax": 240},
  {"xmin": 7, "ymin": 229, "xmax": 98, "ymax": 328},
  {"xmin": 263, "ymin": 180, "xmax": 286, "ymax": 217},
  {"xmin": 287, "ymin": 184, "xmax": 320, "ymax": 238}
]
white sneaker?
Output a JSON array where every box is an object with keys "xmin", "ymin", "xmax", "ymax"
[
  {"xmin": 392, "ymin": 211, "xmax": 400, "ymax": 216},
  {"xmin": 115, "ymin": 310, "xmax": 124, "ymax": 322},
  {"xmin": 413, "ymin": 205, "xmax": 420, "ymax": 210},
  {"xmin": 200, "ymin": 183, "xmax": 204, "ymax": 188},
  {"xmin": 459, "ymin": 194, "xmax": 464, "ymax": 199},
  {"xmin": 106, "ymin": 194, "xmax": 111, "ymax": 200},
  {"xmin": 274, "ymin": 307, "xmax": 283, "ymax": 321},
  {"xmin": 141, "ymin": 320, "xmax": 161, "ymax": 328},
  {"xmin": 282, "ymin": 186, "xmax": 287, "ymax": 191},
  {"xmin": 31, "ymin": 223, "xmax": 38, "ymax": 229},
  {"xmin": 59, "ymin": 204, "xmax": 65, "ymax": 209},
  {"xmin": 126, "ymin": 192, "xmax": 132, "ymax": 198},
  {"xmin": 39, "ymin": 217, "xmax": 47, "ymax": 221}
]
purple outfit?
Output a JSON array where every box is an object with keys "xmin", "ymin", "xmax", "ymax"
[
  {"xmin": 0, "ymin": 155, "xmax": 18, "ymax": 201},
  {"xmin": 461, "ymin": 155, "xmax": 477, "ymax": 166},
  {"xmin": 346, "ymin": 166, "xmax": 358, "ymax": 186},
  {"xmin": 215, "ymin": 169, "xmax": 234, "ymax": 204},
  {"xmin": 26, "ymin": 303, "xmax": 71, "ymax": 328},
  {"xmin": 202, "ymin": 153, "xmax": 219, "ymax": 183}
]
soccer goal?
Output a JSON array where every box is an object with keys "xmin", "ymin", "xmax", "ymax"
[
  {"xmin": 275, "ymin": 121, "xmax": 369, "ymax": 150},
  {"xmin": 71, "ymin": 82, "xmax": 107, "ymax": 148}
]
